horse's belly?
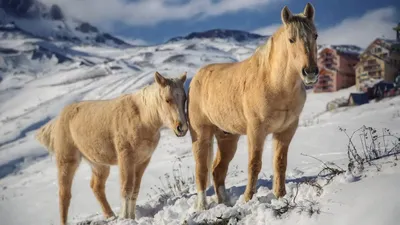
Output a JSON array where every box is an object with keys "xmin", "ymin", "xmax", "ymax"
[
  {"xmin": 70, "ymin": 128, "xmax": 118, "ymax": 165},
  {"xmin": 78, "ymin": 139, "xmax": 118, "ymax": 165},
  {"xmin": 205, "ymin": 105, "xmax": 246, "ymax": 134}
]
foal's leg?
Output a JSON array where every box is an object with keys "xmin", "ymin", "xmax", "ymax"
[
  {"xmin": 117, "ymin": 145, "xmax": 136, "ymax": 219},
  {"xmin": 128, "ymin": 158, "xmax": 151, "ymax": 219},
  {"xmin": 191, "ymin": 126, "xmax": 214, "ymax": 210},
  {"xmin": 272, "ymin": 120, "xmax": 299, "ymax": 198},
  {"xmin": 213, "ymin": 132, "xmax": 240, "ymax": 205},
  {"xmin": 90, "ymin": 164, "xmax": 114, "ymax": 218},
  {"xmin": 56, "ymin": 148, "xmax": 80, "ymax": 225},
  {"xmin": 244, "ymin": 126, "xmax": 267, "ymax": 202}
]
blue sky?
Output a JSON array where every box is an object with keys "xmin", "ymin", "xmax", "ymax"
[{"xmin": 48, "ymin": 0, "xmax": 399, "ymax": 47}]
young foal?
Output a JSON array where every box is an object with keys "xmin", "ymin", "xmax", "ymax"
[
  {"xmin": 35, "ymin": 72, "xmax": 188, "ymax": 224},
  {"xmin": 188, "ymin": 3, "xmax": 319, "ymax": 210}
]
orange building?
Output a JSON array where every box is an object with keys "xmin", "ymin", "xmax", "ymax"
[
  {"xmin": 355, "ymin": 38, "xmax": 400, "ymax": 92},
  {"xmin": 314, "ymin": 45, "xmax": 362, "ymax": 93}
]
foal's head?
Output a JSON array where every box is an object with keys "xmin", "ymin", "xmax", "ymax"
[
  {"xmin": 154, "ymin": 71, "xmax": 188, "ymax": 137},
  {"xmin": 280, "ymin": 3, "xmax": 319, "ymax": 85}
]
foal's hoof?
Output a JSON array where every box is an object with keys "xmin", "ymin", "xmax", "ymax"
[
  {"xmin": 195, "ymin": 200, "xmax": 208, "ymax": 211},
  {"xmin": 118, "ymin": 213, "xmax": 135, "ymax": 220}
]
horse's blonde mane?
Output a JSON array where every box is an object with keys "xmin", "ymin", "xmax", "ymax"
[{"xmin": 253, "ymin": 14, "xmax": 316, "ymax": 69}]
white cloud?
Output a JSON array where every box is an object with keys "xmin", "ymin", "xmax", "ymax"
[
  {"xmin": 251, "ymin": 6, "xmax": 398, "ymax": 48},
  {"xmin": 318, "ymin": 7, "xmax": 398, "ymax": 48},
  {"xmin": 42, "ymin": 0, "xmax": 277, "ymax": 28},
  {"xmin": 252, "ymin": 24, "xmax": 280, "ymax": 36}
]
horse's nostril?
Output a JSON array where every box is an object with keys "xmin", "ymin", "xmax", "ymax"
[
  {"xmin": 303, "ymin": 67, "xmax": 319, "ymax": 76},
  {"xmin": 302, "ymin": 68, "xmax": 307, "ymax": 77},
  {"xmin": 177, "ymin": 125, "xmax": 183, "ymax": 133},
  {"xmin": 313, "ymin": 67, "xmax": 319, "ymax": 75}
]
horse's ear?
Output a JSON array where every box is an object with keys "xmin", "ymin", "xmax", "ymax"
[
  {"xmin": 281, "ymin": 6, "xmax": 292, "ymax": 25},
  {"xmin": 303, "ymin": 3, "xmax": 315, "ymax": 21},
  {"xmin": 155, "ymin": 71, "xmax": 167, "ymax": 87},
  {"xmin": 179, "ymin": 72, "xmax": 187, "ymax": 84}
]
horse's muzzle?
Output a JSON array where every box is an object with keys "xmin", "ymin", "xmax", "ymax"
[
  {"xmin": 174, "ymin": 122, "xmax": 188, "ymax": 137},
  {"xmin": 302, "ymin": 67, "xmax": 319, "ymax": 85}
]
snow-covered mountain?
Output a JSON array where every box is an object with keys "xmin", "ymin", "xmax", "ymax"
[
  {"xmin": 0, "ymin": 0, "xmax": 132, "ymax": 47},
  {"xmin": 167, "ymin": 29, "xmax": 268, "ymax": 43}
]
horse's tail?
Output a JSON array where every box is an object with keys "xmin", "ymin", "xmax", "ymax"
[
  {"xmin": 206, "ymin": 141, "xmax": 214, "ymax": 188},
  {"xmin": 35, "ymin": 119, "xmax": 57, "ymax": 153}
]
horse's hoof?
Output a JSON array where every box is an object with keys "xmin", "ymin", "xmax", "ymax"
[
  {"xmin": 105, "ymin": 212, "xmax": 116, "ymax": 219},
  {"xmin": 273, "ymin": 188, "xmax": 287, "ymax": 198},
  {"xmin": 244, "ymin": 190, "xmax": 255, "ymax": 202},
  {"xmin": 106, "ymin": 215, "xmax": 118, "ymax": 222},
  {"xmin": 216, "ymin": 186, "xmax": 233, "ymax": 206}
]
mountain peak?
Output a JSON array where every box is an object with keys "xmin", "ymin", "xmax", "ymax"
[
  {"xmin": 0, "ymin": 0, "xmax": 133, "ymax": 48},
  {"xmin": 167, "ymin": 29, "xmax": 268, "ymax": 43}
]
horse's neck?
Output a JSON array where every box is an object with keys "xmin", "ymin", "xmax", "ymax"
[
  {"xmin": 257, "ymin": 35, "xmax": 303, "ymax": 93},
  {"xmin": 134, "ymin": 85, "xmax": 163, "ymax": 130}
]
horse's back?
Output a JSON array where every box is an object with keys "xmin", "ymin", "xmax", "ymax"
[
  {"xmin": 189, "ymin": 61, "xmax": 248, "ymax": 134},
  {"xmin": 59, "ymin": 99, "xmax": 120, "ymax": 164}
]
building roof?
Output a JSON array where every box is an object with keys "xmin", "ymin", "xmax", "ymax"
[
  {"xmin": 318, "ymin": 44, "xmax": 363, "ymax": 56},
  {"xmin": 362, "ymin": 38, "xmax": 400, "ymax": 55},
  {"xmin": 348, "ymin": 92, "xmax": 369, "ymax": 105},
  {"xmin": 355, "ymin": 38, "xmax": 400, "ymax": 68}
]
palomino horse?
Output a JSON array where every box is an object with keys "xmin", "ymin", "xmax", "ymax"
[
  {"xmin": 188, "ymin": 3, "xmax": 319, "ymax": 210},
  {"xmin": 35, "ymin": 72, "xmax": 188, "ymax": 224}
]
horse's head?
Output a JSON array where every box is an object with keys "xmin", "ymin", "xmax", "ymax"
[
  {"xmin": 154, "ymin": 71, "xmax": 188, "ymax": 137},
  {"xmin": 280, "ymin": 3, "xmax": 319, "ymax": 85}
]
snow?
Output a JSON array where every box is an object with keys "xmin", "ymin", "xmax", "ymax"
[{"xmin": 1, "ymin": 14, "xmax": 400, "ymax": 225}]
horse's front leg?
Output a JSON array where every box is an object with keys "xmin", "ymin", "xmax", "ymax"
[
  {"xmin": 272, "ymin": 119, "xmax": 299, "ymax": 198},
  {"xmin": 128, "ymin": 158, "xmax": 151, "ymax": 219},
  {"xmin": 191, "ymin": 125, "xmax": 214, "ymax": 211},
  {"xmin": 117, "ymin": 145, "xmax": 136, "ymax": 219},
  {"xmin": 244, "ymin": 125, "xmax": 267, "ymax": 202}
]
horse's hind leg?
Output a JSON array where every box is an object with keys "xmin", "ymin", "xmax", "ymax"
[
  {"xmin": 213, "ymin": 132, "xmax": 239, "ymax": 205},
  {"xmin": 90, "ymin": 164, "xmax": 114, "ymax": 218},
  {"xmin": 56, "ymin": 147, "xmax": 80, "ymax": 225},
  {"xmin": 272, "ymin": 120, "xmax": 299, "ymax": 198},
  {"xmin": 190, "ymin": 125, "xmax": 214, "ymax": 211}
]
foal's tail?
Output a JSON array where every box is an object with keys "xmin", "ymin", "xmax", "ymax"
[{"xmin": 35, "ymin": 119, "xmax": 57, "ymax": 153}]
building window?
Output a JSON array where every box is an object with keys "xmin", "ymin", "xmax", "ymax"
[
  {"xmin": 367, "ymin": 59, "xmax": 376, "ymax": 65},
  {"xmin": 374, "ymin": 47, "xmax": 382, "ymax": 53}
]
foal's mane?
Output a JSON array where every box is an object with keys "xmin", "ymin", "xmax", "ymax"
[
  {"xmin": 137, "ymin": 82, "xmax": 161, "ymax": 106},
  {"xmin": 137, "ymin": 78, "xmax": 183, "ymax": 106}
]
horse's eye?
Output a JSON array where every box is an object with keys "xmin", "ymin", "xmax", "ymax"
[
  {"xmin": 166, "ymin": 98, "xmax": 172, "ymax": 104},
  {"xmin": 314, "ymin": 34, "xmax": 318, "ymax": 40},
  {"xmin": 289, "ymin": 38, "xmax": 295, "ymax": 44}
]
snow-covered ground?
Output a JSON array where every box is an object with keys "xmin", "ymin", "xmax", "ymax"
[
  {"xmin": 2, "ymin": 65, "xmax": 400, "ymax": 225},
  {"xmin": 1, "ymin": 9, "xmax": 400, "ymax": 224}
]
